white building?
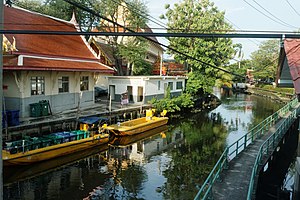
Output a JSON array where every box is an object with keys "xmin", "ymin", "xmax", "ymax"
[{"xmin": 107, "ymin": 76, "xmax": 187, "ymax": 103}]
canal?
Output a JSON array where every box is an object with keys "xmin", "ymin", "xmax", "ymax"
[{"xmin": 4, "ymin": 90, "xmax": 286, "ymax": 200}]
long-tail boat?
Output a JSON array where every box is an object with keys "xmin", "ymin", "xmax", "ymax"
[{"xmin": 3, "ymin": 130, "xmax": 109, "ymax": 166}]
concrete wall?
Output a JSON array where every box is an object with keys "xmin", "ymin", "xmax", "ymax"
[{"xmin": 3, "ymin": 71, "xmax": 99, "ymax": 118}]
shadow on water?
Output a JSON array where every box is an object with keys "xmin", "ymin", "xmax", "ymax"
[{"xmin": 256, "ymin": 120, "xmax": 299, "ymax": 200}]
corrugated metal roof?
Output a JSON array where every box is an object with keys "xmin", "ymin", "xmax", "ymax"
[{"xmin": 284, "ymin": 39, "xmax": 300, "ymax": 95}]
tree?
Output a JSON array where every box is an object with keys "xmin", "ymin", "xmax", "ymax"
[
  {"xmin": 250, "ymin": 39, "xmax": 280, "ymax": 81},
  {"xmin": 95, "ymin": 0, "xmax": 150, "ymax": 75},
  {"xmin": 14, "ymin": 0, "xmax": 100, "ymax": 32},
  {"xmin": 161, "ymin": 0, "xmax": 236, "ymax": 92}
]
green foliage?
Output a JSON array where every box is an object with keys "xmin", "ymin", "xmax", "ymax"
[
  {"xmin": 14, "ymin": 0, "xmax": 100, "ymax": 32},
  {"xmin": 97, "ymin": 0, "xmax": 149, "ymax": 75},
  {"xmin": 162, "ymin": 0, "xmax": 235, "ymax": 76},
  {"xmin": 185, "ymin": 72, "xmax": 215, "ymax": 95},
  {"xmin": 259, "ymin": 85, "xmax": 295, "ymax": 94},
  {"xmin": 229, "ymin": 59, "xmax": 252, "ymax": 77},
  {"xmin": 149, "ymin": 93, "xmax": 194, "ymax": 113},
  {"xmin": 250, "ymin": 39, "xmax": 280, "ymax": 80}
]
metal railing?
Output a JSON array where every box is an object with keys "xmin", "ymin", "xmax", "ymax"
[
  {"xmin": 194, "ymin": 98, "xmax": 299, "ymax": 200},
  {"xmin": 247, "ymin": 101, "xmax": 299, "ymax": 199}
]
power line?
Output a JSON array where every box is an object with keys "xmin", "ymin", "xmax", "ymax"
[
  {"xmin": 285, "ymin": 0, "xmax": 300, "ymax": 18},
  {"xmin": 224, "ymin": 16, "xmax": 260, "ymax": 46},
  {"xmin": 243, "ymin": 0, "xmax": 298, "ymax": 29},
  {"xmin": 251, "ymin": 0, "xmax": 298, "ymax": 29},
  {"xmin": 60, "ymin": 0, "xmax": 244, "ymax": 78},
  {"xmin": 3, "ymin": 22, "xmax": 298, "ymax": 34},
  {"xmin": 109, "ymin": 0, "xmax": 167, "ymax": 29},
  {"xmin": 3, "ymin": 30, "xmax": 300, "ymax": 39}
]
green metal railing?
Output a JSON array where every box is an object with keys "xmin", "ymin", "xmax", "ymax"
[
  {"xmin": 247, "ymin": 101, "xmax": 299, "ymax": 199},
  {"xmin": 194, "ymin": 98, "xmax": 299, "ymax": 200}
]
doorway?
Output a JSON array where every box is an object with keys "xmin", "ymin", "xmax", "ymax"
[
  {"xmin": 137, "ymin": 86, "xmax": 143, "ymax": 102},
  {"xmin": 127, "ymin": 86, "xmax": 133, "ymax": 102}
]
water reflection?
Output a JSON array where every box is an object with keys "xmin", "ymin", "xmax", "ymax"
[{"xmin": 4, "ymin": 91, "xmax": 282, "ymax": 200}]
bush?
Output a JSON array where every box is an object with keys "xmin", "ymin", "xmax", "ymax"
[{"xmin": 149, "ymin": 93, "xmax": 194, "ymax": 114}]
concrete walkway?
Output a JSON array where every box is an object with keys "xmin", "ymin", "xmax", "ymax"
[{"xmin": 212, "ymin": 114, "xmax": 292, "ymax": 199}]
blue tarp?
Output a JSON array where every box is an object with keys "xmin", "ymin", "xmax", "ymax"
[{"xmin": 78, "ymin": 117, "xmax": 108, "ymax": 125}]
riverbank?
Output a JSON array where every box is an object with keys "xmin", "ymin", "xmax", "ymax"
[{"xmin": 246, "ymin": 86, "xmax": 294, "ymax": 103}]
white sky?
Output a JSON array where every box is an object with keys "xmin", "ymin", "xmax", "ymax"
[{"xmin": 146, "ymin": 0, "xmax": 300, "ymax": 60}]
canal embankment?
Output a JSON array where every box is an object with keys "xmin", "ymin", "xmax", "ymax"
[{"xmin": 246, "ymin": 86, "xmax": 294, "ymax": 103}]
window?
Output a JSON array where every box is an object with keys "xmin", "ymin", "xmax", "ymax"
[
  {"xmin": 168, "ymin": 82, "xmax": 173, "ymax": 90},
  {"xmin": 80, "ymin": 76, "xmax": 89, "ymax": 91},
  {"xmin": 158, "ymin": 81, "xmax": 161, "ymax": 90},
  {"xmin": 176, "ymin": 81, "xmax": 183, "ymax": 90},
  {"xmin": 58, "ymin": 76, "xmax": 69, "ymax": 93},
  {"xmin": 31, "ymin": 76, "xmax": 45, "ymax": 95}
]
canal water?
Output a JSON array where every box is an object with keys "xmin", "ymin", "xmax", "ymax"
[{"xmin": 4, "ymin": 90, "xmax": 285, "ymax": 200}]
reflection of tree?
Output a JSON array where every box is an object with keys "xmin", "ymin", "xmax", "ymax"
[
  {"xmin": 119, "ymin": 163, "xmax": 147, "ymax": 196},
  {"xmin": 162, "ymin": 112, "xmax": 227, "ymax": 199},
  {"xmin": 248, "ymin": 96, "xmax": 281, "ymax": 130},
  {"xmin": 104, "ymin": 148, "xmax": 148, "ymax": 199}
]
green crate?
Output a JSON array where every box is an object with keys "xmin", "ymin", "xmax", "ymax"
[
  {"xmin": 39, "ymin": 100, "xmax": 49, "ymax": 116},
  {"xmin": 29, "ymin": 103, "xmax": 42, "ymax": 117}
]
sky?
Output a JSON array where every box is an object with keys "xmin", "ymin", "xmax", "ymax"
[{"xmin": 146, "ymin": 0, "xmax": 300, "ymax": 60}]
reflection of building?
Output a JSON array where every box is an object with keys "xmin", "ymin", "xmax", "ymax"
[{"xmin": 107, "ymin": 129, "xmax": 184, "ymax": 165}]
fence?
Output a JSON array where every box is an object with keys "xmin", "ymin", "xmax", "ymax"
[{"xmin": 194, "ymin": 98, "xmax": 299, "ymax": 200}]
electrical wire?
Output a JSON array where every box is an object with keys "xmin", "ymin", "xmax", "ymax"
[
  {"xmin": 224, "ymin": 16, "xmax": 260, "ymax": 46},
  {"xmin": 60, "ymin": 0, "xmax": 244, "ymax": 78},
  {"xmin": 109, "ymin": 0, "xmax": 168, "ymax": 29},
  {"xmin": 243, "ymin": 0, "xmax": 298, "ymax": 29},
  {"xmin": 251, "ymin": 0, "xmax": 298, "ymax": 29},
  {"xmin": 285, "ymin": 0, "xmax": 300, "ymax": 18}
]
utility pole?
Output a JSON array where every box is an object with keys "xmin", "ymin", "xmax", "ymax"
[{"xmin": 0, "ymin": 1, "xmax": 4, "ymax": 200}]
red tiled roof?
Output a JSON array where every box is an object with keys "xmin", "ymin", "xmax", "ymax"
[
  {"xmin": 3, "ymin": 6, "xmax": 114, "ymax": 73},
  {"xmin": 284, "ymin": 39, "xmax": 300, "ymax": 95}
]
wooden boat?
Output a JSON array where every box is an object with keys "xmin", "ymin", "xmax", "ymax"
[
  {"xmin": 4, "ymin": 144, "xmax": 108, "ymax": 185},
  {"xmin": 3, "ymin": 131, "xmax": 109, "ymax": 166},
  {"xmin": 109, "ymin": 125, "xmax": 168, "ymax": 147},
  {"xmin": 104, "ymin": 116, "xmax": 168, "ymax": 136}
]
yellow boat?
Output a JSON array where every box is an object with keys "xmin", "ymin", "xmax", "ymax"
[
  {"xmin": 4, "ymin": 144, "xmax": 108, "ymax": 185},
  {"xmin": 105, "ymin": 116, "xmax": 168, "ymax": 136},
  {"xmin": 3, "ymin": 132, "xmax": 109, "ymax": 166},
  {"xmin": 109, "ymin": 125, "xmax": 168, "ymax": 147}
]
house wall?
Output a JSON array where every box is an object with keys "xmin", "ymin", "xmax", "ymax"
[
  {"xmin": 278, "ymin": 58, "xmax": 294, "ymax": 87},
  {"xmin": 3, "ymin": 71, "xmax": 98, "ymax": 118},
  {"xmin": 146, "ymin": 43, "xmax": 163, "ymax": 64},
  {"xmin": 107, "ymin": 76, "xmax": 185, "ymax": 103}
]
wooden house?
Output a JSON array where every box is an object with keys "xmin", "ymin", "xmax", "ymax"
[{"xmin": 276, "ymin": 39, "xmax": 300, "ymax": 101}]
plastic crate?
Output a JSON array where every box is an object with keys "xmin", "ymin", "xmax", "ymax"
[
  {"xmin": 30, "ymin": 103, "xmax": 42, "ymax": 117},
  {"xmin": 5, "ymin": 110, "xmax": 20, "ymax": 127},
  {"xmin": 39, "ymin": 100, "xmax": 50, "ymax": 116},
  {"xmin": 5, "ymin": 139, "xmax": 31, "ymax": 154},
  {"xmin": 71, "ymin": 130, "xmax": 89, "ymax": 140}
]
